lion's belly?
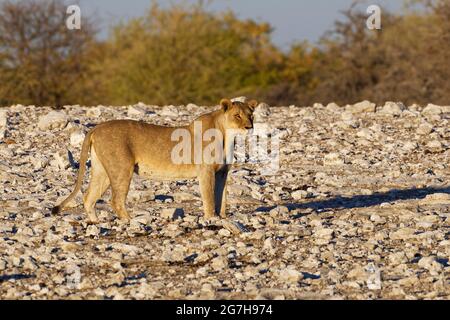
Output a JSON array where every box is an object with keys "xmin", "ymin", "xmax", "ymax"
[{"xmin": 135, "ymin": 163, "xmax": 198, "ymax": 180}]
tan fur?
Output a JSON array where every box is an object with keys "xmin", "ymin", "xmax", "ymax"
[{"xmin": 52, "ymin": 99, "xmax": 257, "ymax": 223}]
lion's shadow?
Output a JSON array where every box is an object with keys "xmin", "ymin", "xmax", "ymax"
[{"xmin": 256, "ymin": 186, "xmax": 450, "ymax": 213}]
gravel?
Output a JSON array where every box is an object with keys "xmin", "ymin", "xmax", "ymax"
[{"xmin": 0, "ymin": 101, "xmax": 448, "ymax": 299}]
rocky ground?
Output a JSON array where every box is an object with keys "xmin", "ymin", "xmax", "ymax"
[{"xmin": 0, "ymin": 100, "xmax": 449, "ymax": 300}]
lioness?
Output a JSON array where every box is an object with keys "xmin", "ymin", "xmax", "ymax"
[{"xmin": 52, "ymin": 99, "xmax": 257, "ymax": 223}]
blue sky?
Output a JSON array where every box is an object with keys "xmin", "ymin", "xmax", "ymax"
[{"xmin": 79, "ymin": 0, "xmax": 407, "ymax": 48}]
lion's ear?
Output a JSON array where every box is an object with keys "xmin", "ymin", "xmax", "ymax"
[
  {"xmin": 220, "ymin": 99, "xmax": 232, "ymax": 112},
  {"xmin": 248, "ymin": 100, "xmax": 258, "ymax": 112}
]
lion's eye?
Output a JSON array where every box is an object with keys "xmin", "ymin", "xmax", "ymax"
[{"xmin": 235, "ymin": 114, "xmax": 241, "ymax": 120}]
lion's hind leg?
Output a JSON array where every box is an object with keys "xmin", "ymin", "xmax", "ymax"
[
  {"xmin": 83, "ymin": 147, "xmax": 110, "ymax": 224},
  {"xmin": 106, "ymin": 158, "xmax": 134, "ymax": 222},
  {"xmin": 110, "ymin": 169, "xmax": 133, "ymax": 222}
]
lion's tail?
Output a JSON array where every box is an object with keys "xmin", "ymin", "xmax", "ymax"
[{"xmin": 52, "ymin": 130, "xmax": 93, "ymax": 215}]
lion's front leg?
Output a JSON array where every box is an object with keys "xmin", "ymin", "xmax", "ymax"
[
  {"xmin": 214, "ymin": 167, "xmax": 229, "ymax": 218},
  {"xmin": 198, "ymin": 167, "xmax": 215, "ymax": 219}
]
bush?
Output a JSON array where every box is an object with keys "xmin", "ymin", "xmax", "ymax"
[
  {"xmin": 1, "ymin": 0, "xmax": 449, "ymax": 107},
  {"xmin": 96, "ymin": 3, "xmax": 283, "ymax": 106},
  {"xmin": 304, "ymin": 0, "xmax": 450, "ymax": 106}
]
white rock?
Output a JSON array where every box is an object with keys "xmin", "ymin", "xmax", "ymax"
[
  {"xmin": 161, "ymin": 208, "xmax": 185, "ymax": 220},
  {"xmin": 201, "ymin": 238, "xmax": 220, "ymax": 248},
  {"xmin": 278, "ymin": 268, "xmax": 303, "ymax": 283},
  {"xmin": 211, "ymin": 256, "xmax": 228, "ymax": 271},
  {"xmin": 324, "ymin": 153, "xmax": 345, "ymax": 166},
  {"xmin": 0, "ymin": 259, "xmax": 7, "ymax": 270},
  {"xmin": 426, "ymin": 140, "xmax": 444, "ymax": 152},
  {"xmin": 314, "ymin": 228, "xmax": 334, "ymax": 245},
  {"xmin": 162, "ymin": 245, "xmax": 186, "ymax": 263},
  {"xmin": 366, "ymin": 263, "xmax": 382, "ymax": 290},
  {"xmin": 313, "ymin": 103, "xmax": 324, "ymax": 109},
  {"xmin": 417, "ymin": 123, "xmax": 434, "ymax": 135},
  {"xmin": 186, "ymin": 103, "xmax": 199, "ymax": 111},
  {"xmin": 255, "ymin": 102, "xmax": 270, "ymax": 119},
  {"xmin": 401, "ymin": 141, "xmax": 418, "ymax": 152},
  {"xmin": 380, "ymin": 102, "xmax": 406, "ymax": 116},
  {"xmin": 23, "ymin": 256, "xmax": 38, "ymax": 271},
  {"xmin": 70, "ymin": 130, "xmax": 85, "ymax": 147},
  {"xmin": 291, "ymin": 190, "xmax": 310, "ymax": 200},
  {"xmin": 218, "ymin": 228, "xmax": 231, "ymax": 237},
  {"xmin": 160, "ymin": 106, "xmax": 178, "ymax": 117},
  {"xmin": 341, "ymin": 111, "xmax": 354, "ymax": 121},
  {"xmin": 257, "ymin": 102, "xmax": 270, "ymax": 110},
  {"xmin": 65, "ymin": 263, "xmax": 81, "ymax": 289},
  {"xmin": 86, "ymin": 225, "xmax": 99, "ymax": 237},
  {"xmin": 173, "ymin": 192, "xmax": 197, "ymax": 202},
  {"xmin": 231, "ymin": 96, "xmax": 247, "ymax": 103},
  {"xmin": 347, "ymin": 100, "xmax": 376, "ymax": 114},
  {"xmin": 127, "ymin": 105, "xmax": 146, "ymax": 117},
  {"xmin": 228, "ymin": 184, "xmax": 251, "ymax": 196},
  {"xmin": 131, "ymin": 213, "xmax": 152, "ymax": 226},
  {"xmin": 424, "ymin": 193, "xmax": 450, "ymax": 201},
  {"xmin": 263, "ymin": 238, "xmax": 275, "ymax": 252},
  {"xmin": 128, "ymin": 190, "xmax": 155, "ymax": 203},
  {"xmin": 248, "ymin": 230, "xmax": 265, "ymax": 240},
  {"xmin": 388, "ymin": 252, "xmax": 408, "ymax": 265},
  {"xmin": 38, "ymin": 111, "xmax": 68, "ymax": 130},
  {"xmin": 111, "ymin": 243, "xmax": 142, "ymax": 256},
  {"xmin": 420, "ymin": 193, "xmax": 450, "ymax": 205},
  {"xmin": 200, "ymin": 283, "xmax": 215, "ymax": 299},
  {"xmin": 135, "ymin": 283, "xmax": 157, "ymax": 299},
  {"xmin": 269, "ymin": 206, "xmax": 289, "ymax": 217},
  {"xmin": 50, "ymin": 151, "xmax": 67, "ymax": 170},
  {"xmin": 422, "ymin": 104, "xmax": 443, "ymax": 115},
  {"xmin": 357, "ymin": 128, "xmax": 374, "ymax": 140},
  {"xmin": 326, "ymin": 102, "xmax": 340, "ymax": 112},
  {"xmin": 418, "ymin": 257, "xmax": 443, "ymax": 275},
  {"xmin": 86, "ymin": 107, "xmax": 102, "ymax": 118},
  {"xmin": 106, "ymin": 272, "xmax": 126, "ymax": 287},
  {"xmin": 221, "ymin": 220, "xmax": 249, "ymax": 234},
  {"xmin": 389, "ymin": 228, "xmax": 415, "ymax": 240},
  {"xmin": 0, "ymin": 109, "xmax": 7, "ymax": 139}
]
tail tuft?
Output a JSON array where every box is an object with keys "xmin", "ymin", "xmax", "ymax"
[{"xmin": 51, "ymin": 206, "xmax": 60, "ymax": 215}]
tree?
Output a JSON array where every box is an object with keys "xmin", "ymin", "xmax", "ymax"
[{"xmin": 0, "ymin": 0, "xmax": 99, "ymax": 107}]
